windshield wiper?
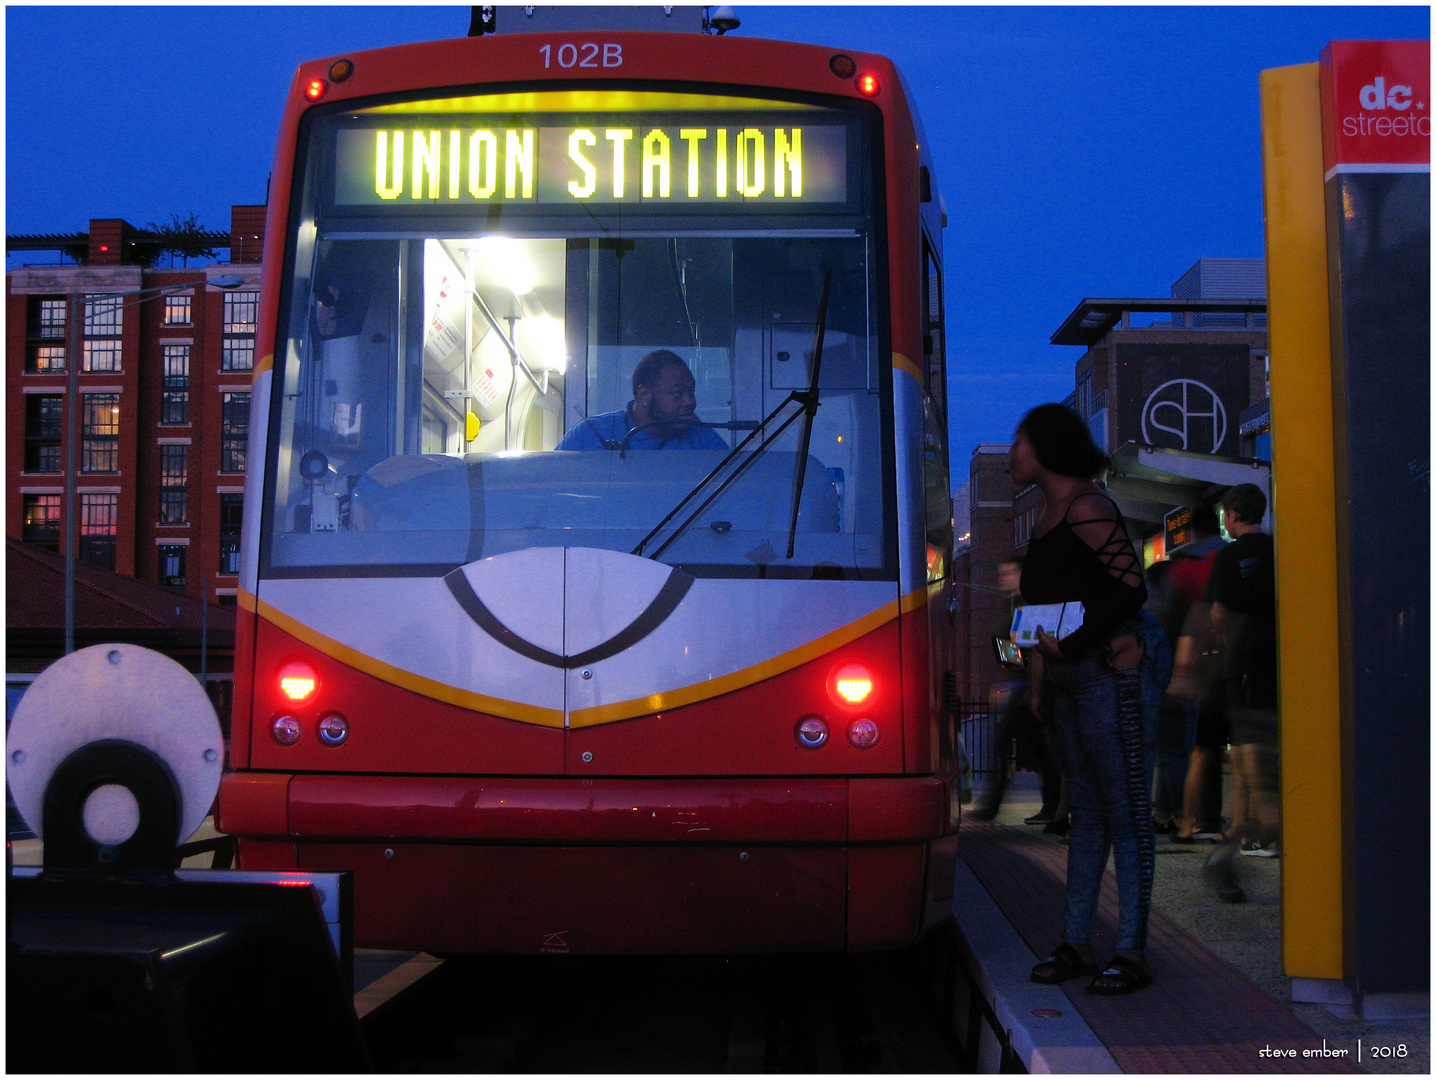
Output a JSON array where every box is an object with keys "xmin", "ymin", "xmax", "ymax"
[
  {"xmin": 784, "ymin": 268, "xmax": 832, "ymax": 558},
  {"xmin": 631, "ymin": 401, "xmax": 806, "ymax": 558},
  {"xmin": 633, "ymin": 269, "xmax": 834, "ymax": 563}
]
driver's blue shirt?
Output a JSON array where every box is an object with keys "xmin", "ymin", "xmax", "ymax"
[{"xmin": 557, "ymin": 406, "xmax": 727, "ymax": 451}]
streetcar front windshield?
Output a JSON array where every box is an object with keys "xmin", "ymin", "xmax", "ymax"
[{"xmin": 265, "ymin": 89, "xmax": 893, "ymax": 579}]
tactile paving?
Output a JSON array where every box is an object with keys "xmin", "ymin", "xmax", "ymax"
[{"xmin": 960, "ymin": 820, "xmax": 1360, "ymax": 1073}]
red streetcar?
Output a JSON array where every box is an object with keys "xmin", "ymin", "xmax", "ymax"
[{"xmin": 217, "ymin": 19, "xmax": 959, "ymax": 954}]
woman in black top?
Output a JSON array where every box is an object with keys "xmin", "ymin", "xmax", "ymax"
[{"xmin": 1014, "ymin": 404, "xmax": 1172, "ymax": 995}]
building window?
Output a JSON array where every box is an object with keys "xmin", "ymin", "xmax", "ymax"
[
  {"xmin": 161, "ymin": 344, "xmax": 190, "ymax": 424},
  {"xmin": 159, "ymin": 444, "xmax": 189, "ymax": 524},
  {"xmin": 159, "ymin": 544, "xmax": 187, "ymax": 588},
  {"xmin": 81, "ymin": 393, "xmax": 120, "ymax": 473},
  {"xmin": 82, "ymin": 339, "xmax": 122, "ymax": 373},
  {"xmin": 163, "ymin": 294, "xmax": 192, "ymax": 325},
  {"xmin": 26, "ymin": 298, "xmax": 69, "ymax": 372},
  {"xmin": 82, "ymin": 295, "xmax": 123, "ymax": 372},
  {"xmin": 80, "ymin": 493, "xmax": 118, "ymax": 571},
  {"xmin": 1013, "ymin": 506, "xmax": 1038, "ymax": 548},
  {"xmin": 1077, "ymin": 372, "xmax": 1093, "ymax": 420},
  {"xmin": 27, "ymin": 345, "xmax": 67, "ymax": 374},
  {"xmin": 24, "ymin": 395, "xmax": 63, "ymax": 473},
  {"xmin": 219, "ymin": 493, "xmax": 244, "ymax": 574},
  {"xmin": 221, "ymin": 392, "xmax": 250, "ymax": 473},
  {"xmin": 33, "ymin": 297, "xmax": 67, "ymax": 338},
  {"xmin": 222, "ymin": 292, "xmax": 258, "ymax": 371},
  {"xmin": 22, "ymin": 494, "xmax": 61, "ymax": 552}
]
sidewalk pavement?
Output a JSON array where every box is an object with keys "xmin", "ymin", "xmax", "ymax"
[{"xmin": 960, "ymin": 771, "xmax": 1429, "ymax": 1074}]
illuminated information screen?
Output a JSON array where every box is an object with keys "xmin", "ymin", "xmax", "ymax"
[{"xmin": 332, "ymin": 115, "xmax": 850, "ymax": 207}]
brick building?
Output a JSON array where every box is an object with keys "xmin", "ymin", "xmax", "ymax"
[
  {"xmin": 953, "ymin": 258, "xmax": 1270, "ymax": 708},
  {"xmin": 7, "ymin": 206, "xmax": 265, "ymax": 609}
]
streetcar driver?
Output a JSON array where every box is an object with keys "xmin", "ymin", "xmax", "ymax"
[{"xmin": 558, "ymin": 350, "xmax": 727, "ymax": 451}]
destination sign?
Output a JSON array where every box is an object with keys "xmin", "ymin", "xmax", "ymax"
[{"xmin": 333, "ymin": 120, "xmax": 849, "ymax": 207}]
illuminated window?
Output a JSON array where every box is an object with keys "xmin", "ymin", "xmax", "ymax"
[
  {"xmin": 159, "ymin": 544, "xmax": 187, "ymax": 588},
  {"xmin": 22, "ymin": 494, "xmax": 61, "ymax": 552},
  {"xmin": 159, "ymin": 444, "xmax": 189, "ymax": 524},
  {"xmin": 163, "ymin": 294, "xmax": 192, "ymax": 325},
  {"xmin": 24, "ymin": 395, "xmax": 63, "ymax": 473},
  {"xmin": 221, "ymin": 392, "xmax": 250, "ymax": 473},
  {"xmin": 219, "ymin": 493, "xmax": 244, "ymax": 574},
  {"xmin": 82, "ymin": 296, "xmax": 123, "ymax": 372},
  {"xmin": 224, "ymin": 292, "xmax": 258, "ymax": 333},
  {"xmin": 27, "ymin": 345, "xmax": 66, "ymax": 374},
  {"xmin": 80, "ymin": 493, "xmax": 118, "ymax": 570},
  {"xmin": 223, "ymin": 292, "xmax": 258, "ymax": 371},
  {"xmin": 161, "ymin": 345, "xmax": 190, "ymax": 424},
  {"xmin": 81, "ymin": 393, "xmax": 120, "ymax": 473}
]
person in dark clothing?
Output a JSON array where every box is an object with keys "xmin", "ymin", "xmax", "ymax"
[
  {"xmin": 1015, "ymin": 404, "xmax": 1172, "ymax": 996},
  {"xmin": 1145, "ymin": 506, "xmax": 1225, "ymax": 835},
  {"xmin": 1204, "ymin": 483, "xmax": 1279, "ymax": 867}
]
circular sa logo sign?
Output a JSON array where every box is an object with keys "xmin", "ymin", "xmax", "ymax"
[{"xmin": 1141, "ymin": 379, "xmax": 1227, "ymax": 453}]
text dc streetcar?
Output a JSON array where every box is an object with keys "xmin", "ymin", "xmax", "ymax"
[{"xmin": 217, "ymin": 28, "xmax": 960, "ymax": 954}]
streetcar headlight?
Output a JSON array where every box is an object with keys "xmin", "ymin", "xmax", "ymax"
[
  {"xmin": 317, "ymin": 712, "xmax": 350, "ymax": 747},
  {"xmin": 795, "ymin": 716, "xmax": 829, "ymax": 749},
  {"xmin": 304, "ymin": 77, "xmax": 328, "ymax": 101},
  {"xmin": 827, "ymin": 661, "xmax": 874, "ymax": 709},
  {"xmin": 278, "ymin": 660, "xmax": 318, "ymax": 703},
  {"xmin": 271, "ymin": 715, "xmax": 302, "ymax": 746},
  {"xmin": 847, "ymin": 718, "xmax": 880, "ymax": 749},
  {"xmin": 856, "ymin": 74, "xmax": 880, "ymax": 97}
]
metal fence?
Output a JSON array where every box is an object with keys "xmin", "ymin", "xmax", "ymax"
[{"xmin": 957, "ymin": 703, "xmax": 1000, "ymax": 777}]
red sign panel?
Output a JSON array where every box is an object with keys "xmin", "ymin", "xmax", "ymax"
[{"xmin": 1320, "ymin": 40, "xmax": 1430, "ymax": 173}]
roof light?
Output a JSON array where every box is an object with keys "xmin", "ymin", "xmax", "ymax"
[
  {"xmin": 305, "ymin": 78, "xmax": 328, "ymax": 102},
  {"xmin": 856, "ymin": 74, "xmax": 880, "ymax": 97},
  {"xmin": 328, "ymin": 59, "xmax": 354, "ymax": 83},
  {"xmin": 828, "ymin": 661, "xmax": 875, "ymax": 709},
  {"xmin": 278, "ymin": 660, "xmax": 317, "ymax": 703},
  {"xmin": 829, "ymin": 54, "xmax": 856, "ymax": 79}
]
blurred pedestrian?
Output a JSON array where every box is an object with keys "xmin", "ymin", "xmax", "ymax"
[
  {"xmin": 1205, "ymin": 484, "xmax": 1280, "ymax": 868},
  {"xmin": 1013, "ymin": 404, "xmax": 1172, "ymax": 996},
  {"xmin": 1143, "ymin": 505, "xmax": 1223, "ymax": 832},
  {"xmin": 968, "ymin": 558, "xmax": 1064, "ymax": 825}
]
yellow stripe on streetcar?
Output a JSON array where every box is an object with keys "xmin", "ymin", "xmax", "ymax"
[
  {"xmin": 244, "ymin": 585, "xmax": 925, "ymax": 730},
  {"xmin": 246, "ymin": 590, "xmax": 565, "ymax": 728}
]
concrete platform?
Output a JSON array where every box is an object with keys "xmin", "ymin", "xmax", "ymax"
[{"xmin": 956, "ymin": 773, "xmax": 1429, "ymax": 1073}]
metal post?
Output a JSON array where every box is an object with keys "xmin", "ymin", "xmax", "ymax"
[{"xmin": 64, "ymin": 291, "xmax": 82, "ymax": 655}]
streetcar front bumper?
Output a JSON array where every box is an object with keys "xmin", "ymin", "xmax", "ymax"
[{"xmin": 218, "ymin": 772, "xmax": 957, "ymax": 953}]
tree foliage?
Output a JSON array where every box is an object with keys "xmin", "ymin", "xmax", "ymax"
[{"xmin": 145, "ymin": 212, "xmax": 217, "ymax": 267}]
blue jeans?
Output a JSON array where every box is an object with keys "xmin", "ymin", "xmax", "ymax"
[{"xmin": 1046, "ymin": 610, "xmax": 1171, "ymax": 955}]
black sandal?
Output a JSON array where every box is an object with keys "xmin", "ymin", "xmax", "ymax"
[
  {"xmin": 1087, "ymin": 955, "xmax": 1152, "ymax": 995},
  {"xmin": 1031, "ymin": 942, "xmax": 1099, "ymax": 984}
]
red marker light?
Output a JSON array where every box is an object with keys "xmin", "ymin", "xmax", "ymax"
[
  {"xmin": 827, "ymin": 661, "xmax": 875, "ymax": 710},
  {"xmin": 856, "ymin": 74, "xmax": 880, "ymax": 97},
  {"xmin": 278, "ymin": 660, "xmax": 317, "ymax": 703},
  {"xmin": 305, "ymin": 78, "xmax": 328, "ymax": 101}
]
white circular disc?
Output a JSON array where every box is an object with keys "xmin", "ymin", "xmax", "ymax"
[
  {"xmin": 6, "ymin": 643, "xmax": 224, "ymax": 844},
  {"xmin": 83, "ymin": 783, "xmax": 142, "ymax": 846}
]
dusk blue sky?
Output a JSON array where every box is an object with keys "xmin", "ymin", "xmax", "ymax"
[{"xmin": 6, "ymin": 5, "xmax": 1429, "ymax": 459}]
